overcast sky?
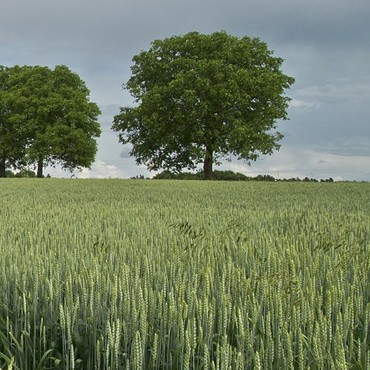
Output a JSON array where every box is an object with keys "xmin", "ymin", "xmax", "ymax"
[{"xmin": 2, "ymin": 0, "xmax": 369, "ymax": 180}]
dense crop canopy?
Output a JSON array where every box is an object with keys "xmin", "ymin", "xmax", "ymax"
[{"xmin": 0, "ymin": 179, "xmax": 369, "ymax": 368}]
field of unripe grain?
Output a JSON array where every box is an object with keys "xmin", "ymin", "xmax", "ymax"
[{"xmin": 0, "ymin": 179, "xmax": 369, "ymax": 369}]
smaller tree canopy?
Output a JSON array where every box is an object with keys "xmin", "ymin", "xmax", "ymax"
[
  {"xmin": 0, "ymin": 65, "xmax": 101, "ymax": 177},
  {"xmin": 112, "ymin": 31, "xmax": 295, "ymax": 180},
  {"xmin": 0, "ymin": 65, "xmax": 28, "ymax": 176}
]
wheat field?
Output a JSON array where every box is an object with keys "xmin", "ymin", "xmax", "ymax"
[{"xmin": 0, "ymin": 179, "xmax": 369, "ymax": 369}]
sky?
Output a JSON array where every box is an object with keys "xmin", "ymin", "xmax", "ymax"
[{"xmin": 2, "ymin": 0, "xmax": 370, "ymax": 181}]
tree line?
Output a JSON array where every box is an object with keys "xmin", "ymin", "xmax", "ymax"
[
  {"xmin": 0, "ymin": 65, "xmax": 101, "ymax": 177},
  {"xmin": 152, "ymin": 170, "xmax": 335, "ymax": 182}
]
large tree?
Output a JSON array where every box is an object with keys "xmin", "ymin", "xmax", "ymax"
[
  {"xmin": 112, "ymin": 31, "xmax": 295, "ymax": 180},
  {"xmin": 0, "ymin": 65, "xmax": 101, "ymax": 177}
]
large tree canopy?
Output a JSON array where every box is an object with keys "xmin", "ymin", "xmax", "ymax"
[
  {"xmin": 0, "ymin": 65, "xmax": 101, "ymax": 177},
  {"xmin": 112, "ymin": 31, "xmax": 295, "ymax": 180}
]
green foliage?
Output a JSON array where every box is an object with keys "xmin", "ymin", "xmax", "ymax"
[
  {"xmin": 213, "ymin": 170, "xmax": 250, "ymax": 181},
  {"xmin": 4, "ymin": 169, "xmax": 50, "ymax": 178},
  {"xmin": 14, "ymin": 169, "xmax": 36, "ymax": 178},
  {"xmin": 112, "ymin": 31, "xmax": 295, "ymax": 179},
  {"xmin": 0, "ymin": 179, "xmax": 369, "ymax": 368},
  {"xmin": 254, "ymin": 174, "xmax": 276, "ymax": 181},
  {"xmin": 153, "ymin": 169, "xmax": 250, "ymax": 180},
  {"xmin": 153, "ymin": 170, "xmax": 203, "ymax": 180},
  {"xmin": 4, "ymin": 170, "xmax": 15, "ymax": 177},
  {"xmin": 0, "ymin": 65, "xmax": 101, "ymax": 177}
]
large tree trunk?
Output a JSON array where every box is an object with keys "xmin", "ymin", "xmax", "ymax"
[
  {"xmin": 37, "ymin": 158, "xmax": 44, "ymax": 178},
  {"xmin": 203, "ymin": 147, "xmax": 216, "ymax": 180},
  {"xmin": 0, "ymin": 158, "xmax": 6, "ymax": 178}
]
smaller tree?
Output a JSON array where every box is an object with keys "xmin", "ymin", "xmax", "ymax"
[
  {"xmin": 0, "ymin": 65, "xmax": 101, "ymax": 177},
  {"xmin": 112, "ymin": 31, "xmax": 295, "ymax": 180},
  {"xmin": 0, "ymin": 65, "xmax": 29, "ymax": 177}
]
